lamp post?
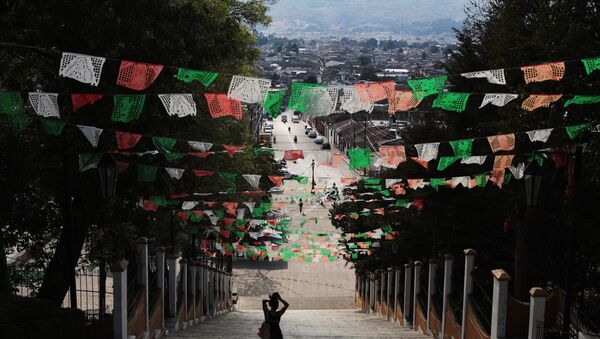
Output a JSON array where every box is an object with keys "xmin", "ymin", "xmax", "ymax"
[
  {"xmin": 311, "ymin": 159, "xmax": 316, "ymax": 194},
  {"xmin": 96, "ymin": 153, "xmax": 118, "ymax": 318}
]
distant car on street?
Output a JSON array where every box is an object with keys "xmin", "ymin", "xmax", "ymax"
[
  {"xmin": 292, "ymin": 115, "xmax": 300, "ymax": 123},
  {"xmin": 269, "ymin": 186, "xmax": 285, "ymax": 194},
  {"xmin": 304, "ymin": 127, "xmax": 313, "ymax": 135},
  {"xmin": 281, "ymin": 114, "xmax": 288, "ymax": 123},
  {"xmin": 308, "ymin": 130, "xmax": 317, "ymax": 138},
  {"xmin": 314, "ymin": 136, "xmax": 324, "ymax": 144},
  {"xmin": 321, "ymin": 142, "xmax": 331, "ymax": 149}
]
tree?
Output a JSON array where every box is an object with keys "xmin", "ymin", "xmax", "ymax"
[
  {"xmin": 0, "ymin": 0, "xmax": 276, "ymax": 305},
  {"xmin": 359, "ymin": 67, "xmax": 378, "ymax": 81},
  {"xmin": 362, "ymin": 38, "xmax": 378, "ymax": 49},
  {"xmin": 358, "ymin": 55, "xmax": 371, "ymax": 66}
]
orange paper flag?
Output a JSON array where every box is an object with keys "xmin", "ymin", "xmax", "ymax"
[
  {"xmin": 493, "ymin": 155, "xmax": 515, "ymax": 170},
  {"xmin": 355, "ymin": 81, "xmax": 395, "ymax": 103},
  {"xmin": 520, "ymin": 62, "xmax": 565, "ymax": 84},
  {"xmin": 204, "ymin": 93, "xmax": 243, "ymax": 119},
  {"xmin": 379, "ymin": 145, "xmax": 407, "ymax": 168},
  {"xmin": 521, "ymin": 94, "xmax": 563, "ymax": 111},
  {"xmin": 388, "ymin": 90, "xmax": 422, "ymax": 114},
  {"xmin": 487, "ymin": 134, "xmax": 516, "ymax": 153}
]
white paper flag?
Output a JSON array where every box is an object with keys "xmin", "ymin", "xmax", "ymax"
[
  {"xmin": 237, "ymin": 209, "xmax": 246, "ymax": 220},
  {"xmin": 182, "ymin": 201, "xmax": 198, "ymax": 210},
  {"xmin": 461, "ymin": 69, "xmax": 506, "ymax": 85},
  {"xmin": 385, "ymin": 179, "xmax": 402, "ymax": 188},
  {"xmin": 243, "ymin": 174, "xmax": 262, "ymax": 189},
  {"xmin": 243, "ymin": 202, "xmax": 256, "ymax": 212},
  {"xmin": 29, "ymin": 92, "xmax": 60, "ymax": 117},
  {"xmin": 59, "ymin": 52, "xmax": 106, "ymax": 86},
  {"xmin": 339, "ymin": 87, "xmax": 373, "ymax": 114},
  {"xmin": 480, "ymin": 93, "xmax": 519, "ymax": 108},
  {"xmin": 509, "ymin": 163, "xmax": 525, "ymax": 180},
  {"xmin": 451, "ymin": 176, "xmax": 470, "ymax": 188},
  {"xmin": 461, "ymin": 156, "xmax": 487, "ymax": 165},
  {"xmin": 165, "ymin": 167, "xmax": 185, "ymax": 180},
  {"xmin": 76, "ymin": 125, "xmax": 103, "ymax": 147},
  {"xmin": 414, "ymin": 142, "xmax": 440, "ymax": 162},
  {"xmin": 227, "ymin": 75, "xmax": 271, "ymax": 103},
  {"xmin": 526, "ymin": 128, "xmax": 553, "ymax": 143},
  {"xmin": 158, "ymin": 94, "xmax": 197, "ymax": 117},
  {"xmin": 188, "ymin": 141, "xmax": 213, "ymax": 152}
]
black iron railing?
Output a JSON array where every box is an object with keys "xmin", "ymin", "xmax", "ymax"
[{"xmin": 470, "ymin": 276, "xmax": 492, "ymax": 333}]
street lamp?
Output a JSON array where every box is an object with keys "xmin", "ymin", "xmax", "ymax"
[
  {"xmin": 97, "ymin": 153, "xmax": 118, "ymax": 200},
  {"xmin": 311, "ymin": 159, "xmax": 316, "ymax": 193},
  {"xmin": 524, "ymin": 161, "xmax": 543, "ymax": 207}
]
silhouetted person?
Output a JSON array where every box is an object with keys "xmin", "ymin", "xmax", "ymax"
[
  {"xmin": 299, "ymin": 199, "xmax": 304, "ymax": 214},
  {"xmin": 262, "ymin": 292, "xmax": 289, "ymax": 339}
]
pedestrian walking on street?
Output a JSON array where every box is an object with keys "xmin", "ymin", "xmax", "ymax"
[
  {"xmin": 299, "ymin": 199, "xmax": 304, "ymax": 215},
  {"xmin": 259, "ymin": 292, "xmax": 289, "ymax": 339}
]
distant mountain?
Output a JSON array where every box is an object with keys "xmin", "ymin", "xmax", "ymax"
[{"xmin": 262, "ymin": 0, "xmax": 467, "ymax": 36}]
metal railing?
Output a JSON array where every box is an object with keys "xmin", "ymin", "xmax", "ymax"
[{"xmin": 470, "ymin": 276, "xmax": 492, "ymax": 333}]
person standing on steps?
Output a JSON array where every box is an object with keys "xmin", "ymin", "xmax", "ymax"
[
  {"xmin": 299, "ymin": 199, "xmax": 304, "ymax": 215},
  {"xmin": 261, "ymin": 292, "xmax": 289, "ymax": 339}
]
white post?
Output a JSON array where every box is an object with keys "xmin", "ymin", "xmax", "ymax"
[
  {"xmin": 461, "ymin": 249, "xmax": 477, "ymax": 339},
  {"xmin": 180, "ymin": 259, "xmax": 188, "ymax": 329},
  {"xmin": 167, "ymin": 255, "xmax": 178, "ymax": 318},
  {"xmin": 491, "ymin": 269, "xmax": 511, "ymax": 339},
  {"xmin": 111, "ymin": 260, "xmax": 128, "ymax": 339},
  {"xmin": 379, "ymin": 270, "xmax": 386, "ymax": 317},
  {"xmin": 441, "ymin": 254, "xmax": 454, "ymax": 339},
  {"xmin": 209, "ymin": 267, "xmax": 215, "ymax": 317},
  {"xmin": 413, "ymin": 261, "xmax": 423, "ymax": 329},
  {"xmin": 156, "ymin": 248, "xmax": 166, "ymax": 334},
  {"xmin": 190, "ymin": 263, "xmax": 197, "ymax": 324},
  {"xmin": 528, "ymin": 288, "xmax": 547, "ymax": 339},
  {"xmin": 369, "ymin": 273, "xmax": 375, "ymax": 314},
  {"xmin": 387, "ymin": 268, "xmax": 393, "ymax": 321},
  {"xmin": 203, "ymin": 264, "xmax": 209, "ymax": 316},
  {"xmin": 427, "ymin": 260, "xmax": 436, "ymax": 334},
  {"xmin": 137, "ymin": 238, "xmax": 149, "ymax": 337},
  {"xmin": 403, "ymin": 263, "xmax": 413, "ymax": 326},
  {"xmin": 394, "ymin": 267, "xmax": 401, "ymax": 323}
]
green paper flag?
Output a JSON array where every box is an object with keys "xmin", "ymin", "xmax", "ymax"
[
  {"xmin": 564, "ymin": 95, "xmax": 600, "ymax": 107},
  {"xmin": 437, "ymin": 156, "xmax": 460, "ymax": 171},
  {"xmin": 475, "ymin": 174, "xmax": 488, "ymax": 187},
  {"xmin": 351, "ymin": 253, "xmax": 358, "ymax": 259},
  {"xmin": 0, "ymin": 92, "xmax": 24, "ymax": 115},
  {"xmin": 263, "ymin": 90, "xmax": 286, "ymax": 117},
  {"xmin": 432, "ymin": 92, "xmax": 471, "ymax": 112},
  {"xmin": 9, "ymin": 115, "xmax": 33, "ymax": 135},
  {"xmin": 79, "ymin": 153, "xmax": 102, "ymax": 172},
  {"xmin": 112, "ymin": 95, "xmax": 146, "ymax": 123},
  {"xmin": 150, "ymin": 196, "xmax": 167, "ymax": 207},
  {"xmin": 407, "ymin": 75, "xmax": 447, "ymax": 100},
  {"xmin": 395, "ymin": 199, "xmax": 410, "ymax": 208},
  {"xmin": 365, "ymin": 185, "xmax": 382, "ymax": 191},
  {"xmin": 364, "ymin": 178, "xmax": 380, "ymax": 185},
  {"xmin": 430, "ymin": 178, "xmax": 446, "ymax": 191},
  {"xmin": 219, "ymin": 172, "xmax": 237, "ymax": 193},
  {"xmin": 380, "ymin": 190, "xmax": 391, "ymax": 197},
  {"xmin": 449, "ymin": 139, "xmax": 474, "ymax": 157},
  {"xmin": 138, "ymin": 165, "xmax": 158, "ymax": 182},
  {"xmin": 530, "ymin": 154, "xmax": 545, "ymax": 167},
  {"xmin": 299, "ymin": 219, "xmax": 307, "ymax": 227},
  {"xmin": 287, "ymin": 82, "xmax": 326, "ymax": 112},
  {"xmin": 582, "ymin": 57, "xmax": 600, "ymax": 75},
  {"xmin": 504, "ymin": 172, "xmax": 512, "ymax": 185},
  {"xmin": 348, "ymin": 148, "xmax": 372, "ymax": 170},
  {"xmin": 382, "ymin": 225, "xmax": 393, "ymax": 233},
  {"xmin": 173, "ymin": 68, "xmax": 218, "ymax": 87},
  {"xmin": 565, "ymin": 123, "xmax": 590, "ymax": 140},
  {"xmin": 253, "ymin": 148, "xmax": 274, "ymax": 156},
  {"xmin": 153, "ymin": 136, "xmax": 177, "ymax": 153},
  {"xmin": 164, "ymin": 152, "xmax": 185, "ymax": 161},
  {"xmin": 295, "ymin": 176, "xmax": 309, "ymax": 185},
  {"xmin": 214, "ymin": 210, "xmax": 225, "ymax": 219},
  {"xmin": 40, "ymin": 118, "xmax": 65, "ymax": 135}
]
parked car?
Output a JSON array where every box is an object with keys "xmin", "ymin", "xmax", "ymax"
[
  {"xmin": 305, "ymin": 127, "xmax": 313, "ymax": 135},
  {"xmin": 269, "ymin": 186, "xmax": 285, "ymax": 194},
  {"xmin": 267, "ymin": 116, "xmax": 273, "ymax": 121},
  {"xmin": 281, "ymin": 169, "xmax": 298, "ymax": 180},
  {"xmin": 314, "ymin": 136, "xmax": 324, "ymax": 144},
  {"xmin": 281, "ymin": 114, "xmax": 288, "ymax": 123},
  {"xmin": 321, "ymin": 142, "xmax": 331, "ymax": 150},
  {"xmin": 308, "ymin": 130, "xmax": 317, "ymax": 138},
  {"xmin": 292, "ymin": 115, "xmax": 300, "ymax": 123}
]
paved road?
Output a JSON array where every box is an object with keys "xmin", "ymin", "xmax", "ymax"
[
  {"xmin": 233, "ymin": 115, "xmax": 358, "ymax": 310},
  {"xmin": 169, "ymin": 310, "xmax": 432, "ymax": 339}
]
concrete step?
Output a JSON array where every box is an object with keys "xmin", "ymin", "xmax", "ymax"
[{"xmin": 236, "ymin": 296, "xmax": 355, "ymax": 310}]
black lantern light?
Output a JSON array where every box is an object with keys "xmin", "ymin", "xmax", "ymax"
[
  {"xmin": 97, "ymin": 153, "xmax": 118, "ymax": 200},
  {"xmin": 524, "ymin": 161, "xmax": 544, "ymax": 207}
]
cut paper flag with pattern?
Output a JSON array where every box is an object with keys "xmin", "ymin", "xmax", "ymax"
[
  {"xmin": 487, "ymin": 134, "xmax": 515, "ymax": 152},
  {"xmin": 564, "ymin": 95, "xmax": 600, "ymax": 107},
  {"xmin": 59, "ymin": 52, "xmax": 106, "ymax": 86},
  {"xmin": 414, "ymin": 142, "xmax": 440, "ymax": 162},
  {"xmin": 138, "ymin": 165, "xmax": 158, "ymax": 182},
  {"xmin": 165, "ymin": 167, "xmax": 185, "ymax": 180},
  {"xmin": 565, "ymin": 124, "xmax": 589, "ymax": 140},
  {"xmin": 219, "ymin": 172, "xmax": 237, "ymax": 193},
  {"xmin": 449, "ymin": 139, "xmax": 474, "ymax": 157},
  {"xmin": 223, "ymin": 144, "xmax": 246, "ymax": 158},
  {"xmin": 526, "ymin": 128, "xmax": 553, "ymax": 143},
  {"xmin": 188, "ymin": 141, "xmax": 212, "ymax": 152},
  {"xmin": 354, "ymin": 81, "xmax": 394, "ymax": 103},
  {"xmin": 269, "ymin": 176, "xmax": 285, "ymax": 187},
  {"xmin": 9, "ymin": 115, "xmax": 33, "ymax": 135},
  {"xmin": 521, "ymin": 94, "xmax": 562, "ymax": 111},
  {"xmin": 115, "ymin": 131, "xmax": 142, "ymax": 150},
  {"xmin": 116, "ymin": 60, "xmax": 163, "ymax": 90},
  {"xmin": 388, "ymin": 91, "xmax": 422, "ymax": 114},
  {"xmin": 284, "ymin": 150, "xmax": 304, "ymax": 161},
  {"xmin": 378, "ymin": 146, "xmax": 406, "ymax": 168},
  {"xmin": 461, "ymin": 156, "xmax": 487, "ymax": 165},
  {"xmin": 40, "ymin": 118, "xmax": 65, "ymax": 135},
  {"xmin": 181, "ymin": 201, "xmax": 198, "ymax": 210},
  {"xmin": 520, "ymin": 62, "xmax": 565, "ymax": 84},
  {"xmin": 152, "ymin": 136, "xmax": 176, "ymax": 153},
  {"xmin": 582, "ymin": 57, "xmax": 600, "ymax": 75},
  {"xmin": 432, "ymin": 92, "xmax": 471, "ymax": 112},
  {"xmin": 243, "ymin": 174, "xmax": 261, "ymax": 189},
  {"xmin": 158, "ymin": 94, "xmax": 197, "ymax": 117},
  {"xmin": 263, "ymin": 89, "xmax": 286, "ymax": 117},
  {"xmin": 479, "ymin": 94, "xmax": 519, "ymax": 108},
  {"xmin": 173, "ymin": 68, "xmax": 218, "ymax": 87},
  {"xmin": 204, "ymin": 93, "xmax": 243, "ymax": 120},
  {"xmin": 407, "ymin": 75, "xmax": 447, "ymax": 100},
  {"xmin": 29, "ymin": 92, "xmax": 60, "ymax": 117},
  {"xmin": 0, "ymin": 92, "xmax": 24, "ymax": 115},
  {"xmin": 339, "ymin": 87, "xmax": 374, "ymax": 114},
  {"xmin": 79, "ymin": 153, "xmax": 102, "ymax": 172},
  {"xmin": 493, "ymin": 155, "xmax": 515, "ymax": 170},
  {"xmin": 461, "ymin": 69, "xmax": 506, "ymax": 85},
  {"xmin": 287, "ymin": 82, "xmax": 326, "ymax": 112},
  {"xmin": 76, "ymin": 125, "xmax": 103, "ymax": 147},
  {"xmin": 112, "ymin": 95, "xmax": 146, "ymax": 122},
  {"xmin": 348, "ymin": 148, "xmax": 372, "ymax": 170},
  {"xmin": 437, "ymin": 156, "xmax": 461, "ymax": 171},
  {"xmin": 227, "ymin": 76, "xmax": 271, "ymax": 104},
  {"xmin": 192, "ymin": 170, "xmax": 214, "ymax": 177},
  {"xmin": 71, "ymin": 94, "xmax": 103, "ymax": 111},
  {"xmin": 302, "ymin": 87, "xmax": 340, "ymax": 117},
  {"xmin": 510, "ymin": 163, "xmax": 525, "ymax": 180}
]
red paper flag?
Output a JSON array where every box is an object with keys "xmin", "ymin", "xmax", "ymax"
[
  {"xmin": 116, "ymin": 60, "xmax": 163, "ymax": 90},
  {"xmin": 236, "ymin": 226, "xmax": 247, "ymax": 231},
  {"xmin": 220, "ymin": 230, "xmax": 231, "ymax": 238},
  {"xmin": 169, "ymin": 193, "xmax": 189, "ymax": 199},
  {"xmin": 204, "ymin": 93, "xmax": 243, "ymax": 120},
  {"xmin": 373, "ymin": 208, "xmax": 384, "ymax": 215},
  {"xmin": 192, "ymin": 170, "xmax": 214, "ymax": 177},
  {"xmin": 203, "ymin": 201, "xmax": 217, "ymax": 207},
  {"xmin": 142, "ymin": 200, "xmax": 158, "ymax": 212},
  {"xmin": 269, "ymin": 176, "xmax": 285, "ymax": 186},
  {"xmin": 411, "ymin": 199, "xmax": 424, "ymax": 211},
  {"xmin": 411, "ymin": 157, "xmax": 429, "ymax": 169},
  {"xmin": 177, "ymin": 211, "xmax": 190, "ymax": 220},
  {"xmin": 340, "ymin": 178, "xmax": 358, "ymax": 185},
  {"xmin": 222, "ymin": 202, "xmax": 238, "ymax": 215},
  {"xmin": 222, "ymin": 144, "xmax": 246, "ymax": 158},
  {"xmin": 223, "ymin": 218, "xmax": 236, "ymax": 226},
  {"xmin": 115, "ymin": 131, "xmax": 143, "ymax": 150},
  {"xmin": 188, "ymin": 152, "xmax": 213, "ymax": 159},
  {"xmin": 193, "ymin": 210, "xmax": 204, "ymax": 218},
  {"xmin": 284, "ymin": 150, "xmax": 304, "ymax": 161},
  {"xmin": 118, "ymin": 161, "xmax": 130, "ymax": 174},
  {"xmin": 71, "ymin": 94, "xmax": 103, "ymax": 111}
]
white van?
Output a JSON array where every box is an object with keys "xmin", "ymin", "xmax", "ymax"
[{"xmin": 292, "ymin": 115, "xmax": 300, "ymax": 123}]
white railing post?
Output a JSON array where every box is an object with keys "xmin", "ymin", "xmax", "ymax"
[
  {"xmin": 111, "ymin": 260, "xmax": 128, "ymax": 339},
  {"xmin": 394, "ymin": 267, "xmax": 401, "ymax": 323},
  {"xmin": 441, "ymin": 254, "xmax": 454, "ymax": 339},
  {"xmin": 491, "ymin": 269, "xmax": 511, "ymax": 339},
  {"xmin": 180, "ymin": 259, "xmax": 188, "ymax": 329},
  {"xmin": 379, "ymin": 269, "xmax": 386, "ymax": 317},
  {"xmin": 155, "ymin": 247, "xmax": 166, "ymax": 335},
  {"xmin": 167, "ymin": 254, "xmax": 178, "ymax": 318},
  {"xmin": 190, "ymin": 262, "xmax": 197, "ymax": 325},
  {"xmin": 137, "ymin": 238, "xmax": 149, "ymax": 337},
  {"xmin": 461, "ymin": 249, "xmax": 477, "ymax": 339},
  {"xmin": 427, "ymin": 259, "xmax": 436, "ymax": 334},
  {"xmin": 413, "ymin": 261, "xmax": 423, "ymax": 330},
  {"xmin": 387, "ymin": 267, "xmax": 393, "ymax": 321},
  {"xmin": 369, "ymin": 273, "xmax": 375, "ymax": 314},
  {"xmin": 528, "ymin": 287, "xmax": 548, "ymax": 339},
  {"xmin": 403, "ymin": 263, "xmax": 413, "ymax": 326}
]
